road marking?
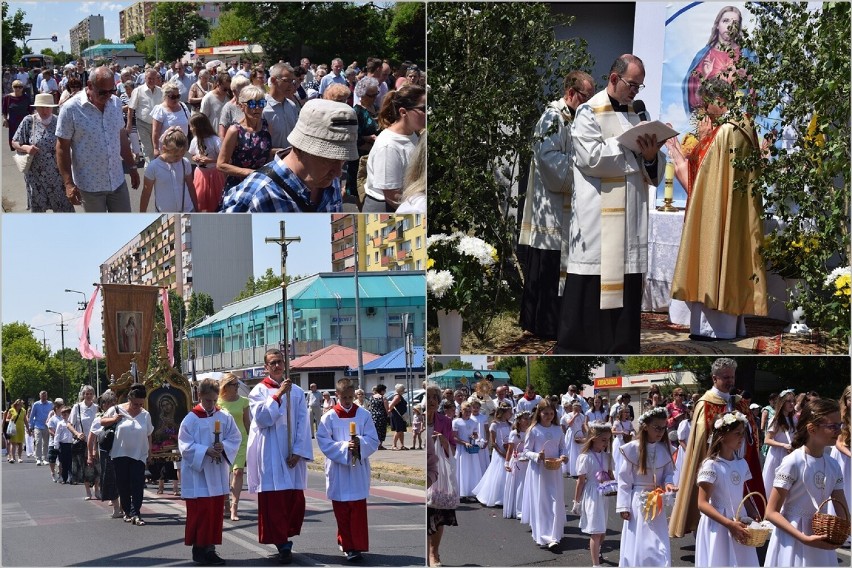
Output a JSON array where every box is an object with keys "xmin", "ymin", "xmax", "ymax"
[{"xmin": 1, "ymin": 503, "xmax": 36, "ymax": 527}]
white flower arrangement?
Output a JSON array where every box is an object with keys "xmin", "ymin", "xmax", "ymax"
[
  {"xmin": 638, "ymin": 406, "xmax": 668, "ymax": 426},
  {"xmin": 713, "ymin": 411, "xmax": 748, "ymax": 430},
  {"xmin": 824, "ymin": 266, "xmax": 851, "ymax": 287},
  {"xmin": 426, "ymin": 270, "xmax": 454, "ymax": 299}
]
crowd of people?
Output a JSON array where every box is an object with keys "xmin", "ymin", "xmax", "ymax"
[
  {"xmin": 3, "ymin": 349, "xmax": 397, "ymax": 565},
  {"xmin": 2, "ymin": 55, "xmax": 426, "ymax": 214},
  {"xmin": 426, "ymin": 359, "xmax": 850, "ymax": 567}
]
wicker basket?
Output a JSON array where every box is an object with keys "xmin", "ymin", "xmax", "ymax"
[
  {"xmin": 813, "ymin": 497, "xmax": 852, "ymax": 546},
  {"xmin": 734, "ymin": 492, "xmax": 773, "ymax": 547},
  {"xmin": 543, "ymin": 457, "xmax": 563, "ymax": 470}
]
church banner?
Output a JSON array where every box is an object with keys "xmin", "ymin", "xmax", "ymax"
[{"xmin": 102, "ymin": 284, "xmax": 160, "ymax": 381}]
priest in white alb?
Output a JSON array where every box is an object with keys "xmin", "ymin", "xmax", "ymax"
[
  {"xmin": 317, "ymin": 378, "xmax": 380, "ymax": 562},
  {"xmin": 246, "ymin": 349, "xmax": 313, "ymax": 564},
  {"xmin": 179, "ymin": 378, "xmax": 242, "ymax": 566}
]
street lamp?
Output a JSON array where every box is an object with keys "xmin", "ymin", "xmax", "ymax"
[
  {"xmin": 45, "ymin": 309, "xmax": 67, "ymax": 400},
  {"xmin": 31, "ymin": 326, "xmax": 47, "ymax": 351},
  {"xmin": 65, "ymin": 288, "xmax": 92, "ymax": 385}
]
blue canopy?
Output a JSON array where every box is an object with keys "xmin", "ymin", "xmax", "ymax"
[{"xmin": 345, "ymin": 346, "xmax": 425, "ymax": 376}]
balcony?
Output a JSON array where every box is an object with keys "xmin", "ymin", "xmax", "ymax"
[
  {"xmin": 380, "ymin": 256, "xmax": 391, "ymax": 267},
  {"xmin": 333, "ymin": 246, "xmax": 355, "ymax": 261},
  {"xmin": 396, "ymin": 249, "xmax": 409, "ymax": 260}
]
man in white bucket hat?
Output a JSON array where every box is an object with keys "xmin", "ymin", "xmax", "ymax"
[{"xmin": 223, "ymin": 99, "xmax": 357, "ymax": 213}]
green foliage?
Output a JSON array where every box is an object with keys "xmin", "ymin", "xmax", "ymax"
[
  {"xmin": 232, "ymin": 268, "xmax": 300, "ymax": 302},
  {"xmin": 493, "ymin": 356, "xmax": 525, "ymax": 373},
  {"xmin": 427, "ymin": 3, "xmax": 592, "ymax": 338},
  {"xmin": 733, "ymin": 2, "xmax": 850, "ymax": 343},
  {"xmin": 2, "ymin": 2, "xmax": 27, "ymax": 67},
  {"xmin": 187, "ymin": 292, "xmax": 215, "ymax": 328},
  {"xmin": 386, "ymin": 2, "xmax": 425, "ymax": 64},
  {"xmin": 215, "ymin": 3, "xmax": 392, "ymax": 66},
  {"xmin": 509, "ymin": 356, "xmax": 608, "ymax": 395},
  {"xmin": 2, "ymin": 323, "xmax": 49, "ymax": 402},
  {"xmin": 151, "ymin": 2, "xmax": 210, "ymax": 63}
]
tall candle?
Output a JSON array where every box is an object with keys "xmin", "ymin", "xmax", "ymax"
[
  {"xmin": 349, "ymin": 422, "xmax": 357, "ymax": 436},
  {"xmin": 665, "ymin": 161, "xmax": 675, "ymax": 184},
  {"xmin": 664, "ymin": 162, "xmax": 675, "ymax": 201},
  {"xmin": 214, "ymin": 420, "xmax": 221, "ymax": 433}
]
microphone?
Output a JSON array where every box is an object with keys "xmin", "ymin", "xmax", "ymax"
[{"xmin": 633, "ymin": 99, "xmax": 649, "ymax": 122}]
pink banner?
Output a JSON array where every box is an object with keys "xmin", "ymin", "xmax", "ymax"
[
  {"xmin": 78, "ymin": 286, "xmax": 103, "ymax": 359},
  {"xmin": 161, "ymin": 288, "xmax": 174, "ymax": 367}
]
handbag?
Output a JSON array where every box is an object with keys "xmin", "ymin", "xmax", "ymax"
[
  {"xmin": 98, "ymin": 408, "xmax": 118, "ymax": 453},
  {"xmin": 13, "ymin": 150, "xmax": 33, "ymax": 173},
  {"xmin": 72, "ymin": 404, "xmax": 87, "ymax": 455},
  {"xmin": 6, "ymin": 417, "xmax": 17, "ymax": 437},
  {"xmin": 426, "ymin": 436, "xmax": 459, "ymax": 510}
]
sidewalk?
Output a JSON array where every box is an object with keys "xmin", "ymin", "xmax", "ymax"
[{"xmin": 307, "ymin": 432, "xmax": 426, "ymax": 487}]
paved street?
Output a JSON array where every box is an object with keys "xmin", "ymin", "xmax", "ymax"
[
  {"xmin": 2, "ymin": 442, "xmax": 425, "ymax": 567},
  {"xmin": 438, "ymin": 475, "xmax": 852, "ymax": 567}
]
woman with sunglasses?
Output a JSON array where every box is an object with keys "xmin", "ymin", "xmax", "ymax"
[
  {"xmin": 150, "ymin": 82, "xmax": 190, "ymax": 159},
  {"xmin": 3, "ymin": 80, "xmax": 30, "ymax": 151},
  {"xmin": 58, "ymin": 77, "xmax": 83, "ymax": 107},
  {"xmin": 217, "ymin": 85, "xmax": 273, "ymax": 194},
  {"xmin": 362, "ymin": 83, "xmax": 425, "ymax": 212}
]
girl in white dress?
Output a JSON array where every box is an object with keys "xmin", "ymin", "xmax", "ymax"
[
  {"xmin": 502, "ymin": 411, "xmax": 531, "ymax": 520},
  {"xmin": 562, "ymin": 401, "xmax": 586, "ymax": 477},
  {"xmin": 694, "ymin": 411, "xmax": 759, "ymax": 567},
  {"xmin": 452, "ymin": 402, "xmax": 485, "ymax": 502},
  {"xmin": 616, "ymin": 406, "xmax": 676, "ymax": 567},
  {"xmin": 762, "ymin": 391, "xmax": 796, "ymax": 494},
  {"xmin": 571, "ymin": 422, "xmax": 614, "ymax": 568},
  {"xmin": 585, "ymin": 396, "xmax": 609, "ymax": 426},
  {"xmin": 612, "ymin": 406, "xmax": 635, "ymax": 477},
  {"xmin": 764, "ymin": 398, "xmax": 847, "ymax": 567},
  {"xmin": 469, "ymin": 399, "xmax": 490, "ymax": 472},
  {"xmin": 828, "ymin": 386, "xmax": 850, "ymax": 526},
  {"xmin": 522, "ymin": 399, "xmax": 568, "ymax": 549},
  {"xmin": 474, "ymin": 403, "xmax": 512, "ymax": 506}
]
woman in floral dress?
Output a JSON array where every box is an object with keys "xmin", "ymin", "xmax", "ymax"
[
  {"xmin": 217, "ymin": 85, "xmax": 273, "ymax": 196},
  {"xmin": 368, "ymin": 384, "xmax": 389, "ymax": 450}
]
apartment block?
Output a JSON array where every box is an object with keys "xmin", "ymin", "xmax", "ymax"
[
  {"xmin": 69, "ymin": 14, "xmax": 105, "ymax": 56},
  {"xmin": 330, "ymin": 213, "xmax": 426, "ymax": 273},
  {"xmin": 118, "ymin": 2, "xmax": 155, "ymax": 43},
  {"xmin": 100, "ymin": 214, "xmax": 253, "ymax": 311}
]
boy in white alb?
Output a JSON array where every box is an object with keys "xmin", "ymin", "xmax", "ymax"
[
  {"xmin": 179, "ymin": 378, "xmax": 242, "ymax": 566},
  {"xmin": 316, "ymin": 379, "xmax": 380, "ymax": 562},
  {"xmin": 246, "ymin": 349, "xmax": 313, "ymax": 564}
]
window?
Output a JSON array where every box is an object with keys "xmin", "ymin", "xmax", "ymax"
[
  {"xmin": 415, "ymin": 236, "xmax": 422, "ymax": 249},
  {"xmin": 416, "ymin": 259, "xmax": 422, "ymax": 270}
]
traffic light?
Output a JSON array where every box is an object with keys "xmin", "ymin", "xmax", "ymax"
[{"xmin": 51, "ymin": 35, "xmax": 57, "ymax": 42}]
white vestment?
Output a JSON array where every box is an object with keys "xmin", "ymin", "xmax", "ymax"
[
  {"xmin": 179, "ymin": 408, "xmax": 242, "ymax": 498},
  {"xmin": 316, "ymin": 405, "xmax": 379, "ymax": 501}
]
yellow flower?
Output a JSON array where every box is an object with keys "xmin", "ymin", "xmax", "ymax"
[
  {"xmin": 681, "ymin": 133, "xmax": 698, "ymax": 157},
  {"xmin": 427, "ymin": 258, "xmax": 435, "ymax": 269}
]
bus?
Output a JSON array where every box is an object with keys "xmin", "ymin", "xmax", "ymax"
[{"xmin": 19, "ymin": 54, "xmax": 54, "ymax": 70}]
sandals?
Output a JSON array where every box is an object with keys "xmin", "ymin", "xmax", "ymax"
[{"xmin": 132, "ymin": 516, "xmax": 146, "ymax": 526}]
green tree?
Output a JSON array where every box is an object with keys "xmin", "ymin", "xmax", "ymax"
[
  {"xmin": 232, "ymin": 268, "xmax": 302, "ymax": 302},
  {"xmin": 2, "ymin": 322, "xmax": 50, "ymax": 402},
  {"xmin": 2, "ymin": 2, "xmax": 27, "ymax": 67},
  {"xmin": 386, "ymin": 2, "xmax": 425, "ymax": 64},
  {"xmin": 493, "ymin": 356, "xmax": 525, "ymax": 373},
  {"xmin": 150, "ymin": 2, "xmax": 210, "ymax": 64},
  {"xmin": 187, "ymin": 292, "xmax": 215, "ymax": 328},
  {"xmin": 427, "ymin": 3, "xmax": 592, "ymax": 340},
  {"xmin": 733, "ymin": 3, "xmax": 850, "ymax": 343},
  {"xmin": 208, "ymin": 8, "xmax": 254, "ymax": 48}
]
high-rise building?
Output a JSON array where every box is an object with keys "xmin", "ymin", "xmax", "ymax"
[
  {"xmin": 69, "ymin": 14, "xmax": 105, "ymax": 57},
  {"xmin": 119, "ymin": 2, "xmax": 155, "ymax": 43},
  {"xmin": 100, "ymin": 215, "xmax": 253, "ymax": 311},
  {"xmin": 330, "ymin": 213, "xmax": 426, "ymax": 273}
]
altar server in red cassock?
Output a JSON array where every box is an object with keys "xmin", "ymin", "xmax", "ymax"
[
  {"xmin": 179, "ymin": 378, "xmax": 242, "ymax": 566},
  {"xmin": 246, "ymin": 349, "xmax": 313, "ymax": 564},
  {"xmin": 317, "ymin": 378, "xmax": 380, "ymax": 563}
]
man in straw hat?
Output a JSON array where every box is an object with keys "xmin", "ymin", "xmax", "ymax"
[
  {"xmin": 222, "ymin": 98, "xmax": 358, "ymax": 212},
  {"xmin": 246, "ymin": 349, "xmax": 312, "ymax": 564}
]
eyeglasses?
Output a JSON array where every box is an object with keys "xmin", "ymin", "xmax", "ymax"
[
  {"xmin": 266, "ymin": 359, "xmax": 284, "ymax": 366},
  {"xmin": 819, "ymin": 422, "xmax": 844, "ymax": 432},
  {"xmin": 407, "ymin": 105, "xmax": 426, "ymax": 112},
  {"xmin": 576, "ymin": 90, "xmax": 594, "ymax": 103},
  {"xmin": 166, "ymin": 94, "xmax": 180, "ymax": 100},
  {"xmin": 617, "ymin": 76, "xmax": 645, "ymax": 91},
  {"xmin": 244, "ymin": 99, "xmax": 267, "ymax": 109},
  {"xmin": 648, "ymin": 425, "xmax": 667, "ymax": 432},
  {"xmin": 363, "ymin": 91, "xmax": 378, "ymax": 97},
  {"xmin": 97, "ymin": 88, "xmax": 117, "ymax": 97},
  {"xmin": 13, "ymin": 85, "xmax": 23, "ymax": 89}
]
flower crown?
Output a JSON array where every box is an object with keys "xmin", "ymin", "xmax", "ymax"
[
  {"xmin": 779, "ymin": 388, "xmax": 795, "ymax": 398},
  {"xmin": 713, "ymin": 411, "xmax": 747, "ymax": 430},
  {"xmin": 638, "ymin": 406, "xmax": 668, "ymax": 426}
]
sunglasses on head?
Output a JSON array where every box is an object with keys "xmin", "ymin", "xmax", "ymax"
[{"xmin": 244, "ymin": 99, "xmax": 267, "ymax": 109}]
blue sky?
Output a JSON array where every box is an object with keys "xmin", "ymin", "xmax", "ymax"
[
  {"xmin": 1, "ymin": 214, "xmax": 332, "ymax": 356},
  {"xmin": 8, "ymin": 2, "xmax": 129, "ymax": 56}
]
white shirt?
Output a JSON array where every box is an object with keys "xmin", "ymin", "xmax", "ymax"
[
  {"xmin": 188, "ymin": 135, "xmax": 222, "ymax": 167},
  {"xmin": 316, "ymin": 405, "xmax": 379, "ymax": 501},
  {"xmin": 364, "ymin": 130, "xmax": 418, "ymax": 201},
  {"xmin": 39, "ymin": 78, "xmax": 58, "ymax": 93},
  {"xmin": 107, "ymin": 406, "xmax": 154, "ymax": 462},
  {"xmin": 128, "ymin": 84, "xmax": 163, "ymax": 124},
  {"xmin": 395, "ymin": 193, "xmax": 426, "ymax": 214},
  {"xmin": 150, "ymin": 103, "xmax": 190, "ymax": 145},
  {"xmin": 69, "ymin": 401, "xmax": 97, "ymax": 437},
  {"xmin": 55, "ymin": 91, "xmax": 127, "ymax": 193},
  {"xmin": 144, "ymin": 157, "xmax": 194, "ymax": 212},
  {"xmin": 54, "ymin": 420, "xmax": 73, "ymax": 446}
]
